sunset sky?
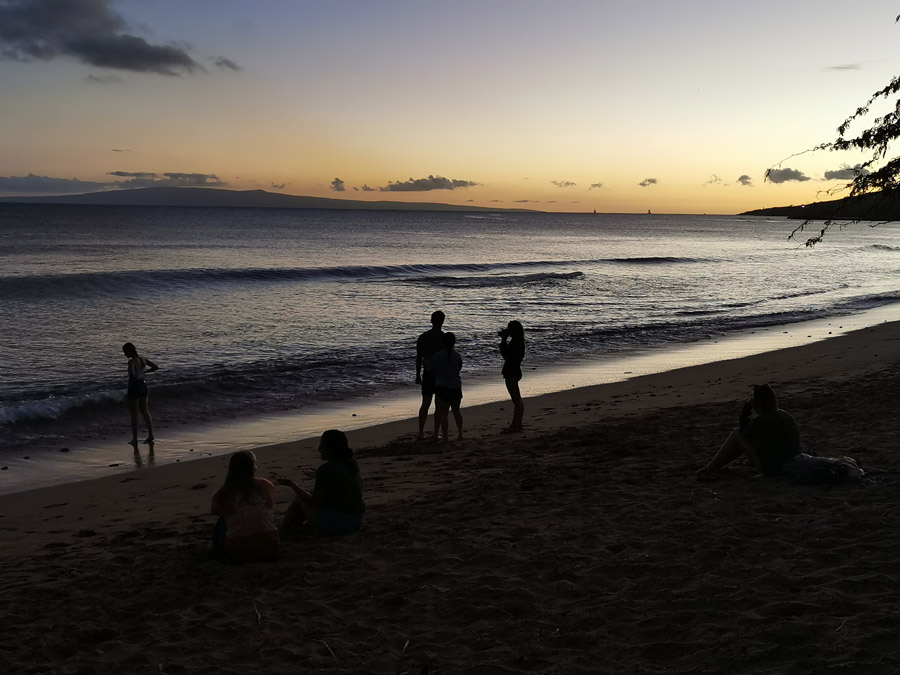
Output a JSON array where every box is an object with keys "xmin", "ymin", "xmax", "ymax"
[{"xmin": 1, "ymin": 0, "xmax": 898, "ymax": 213}]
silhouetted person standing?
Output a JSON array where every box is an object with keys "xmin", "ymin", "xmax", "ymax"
[
  {"xmin": 122, "ymin": 342, "xmax": 158, "ymax": 446},
  {"xmin": 430, "ymin": 332, "xmax": 464, "ymax": 441},
  {"xmin": 499, "ymin": 320, "xmax": 525, "ymax": 432},
  {"xmin": 416, "ymin": 310, "xmax": 446, "ymax": 440}
]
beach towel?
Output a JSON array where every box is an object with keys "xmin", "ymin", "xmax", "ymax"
[{"xmin": 782, "ymin": 453, "xmax": 864, "ymax": 485}]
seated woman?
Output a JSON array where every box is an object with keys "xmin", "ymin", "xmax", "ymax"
[
  {"xmin": 697, "ymin": 384, "xmax": 802, "ymax": 478},
  {"xmin": 276, "ymin": 429, "xmax": 366, "ymax": 536},
  {"xmin": 211, "ymin": 450, "xmax": 280, "ymax": 563}
]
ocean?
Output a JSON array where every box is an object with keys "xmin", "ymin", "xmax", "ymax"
[{"xmin": 2, "ymin": 204, "xmax": 899, "ymax": 489}]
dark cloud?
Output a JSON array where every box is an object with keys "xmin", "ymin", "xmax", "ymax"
[
  {"xmin": 213, "ymin": 56, "xmax": 240, "ymax": 71},
  {"xmin": 826, "ymin": 64, "xmax": 861, "ymax": 70},
  {"xmin": 106, "ymin": 171, "xmax": 226, "ymax": 187},
  {"xmin": 638, "ymin": 178, "xmax": 658, "ymax": 187},
  {"xmin": 111, "ymin": 148, "xmax": 129, "ymax": 152},
  {"xmin": 0, "ymin": 173, "xmax": 107, "ymax": 193},
  {"xmin": 0, "ymin": 0, "xmax": 203, "ymax": 75},
  {"xmin": 766, "ymin": 167, "xmax": 810, "ymax": 183},
  {"xmin": 360, "ymin": 184, "xmax": 375, "ymax": 192},
  {"xmin": 551, "ymin": 180, "xmax": 576, "ymax": 188},
  {"xmin": 737, "ymin": 174, "xmax": 753, "ymax": 187},
  {"xmin": 589, "ymin": 182, "xmax": 603, "ymax": 190},
  {"xmin": 703, "ymin": 174, "xmax": 723, "ymax": 187},
  {"xmin": 271, "ymin": 182, "xmax": 286, "ymax": 190},
  {"xmin": 0, "ymin": 170, "xmax": 227, "ymax": 194},
  {"xmin": 330, "ymin": 177, "xmax": 346, "ymax": 192},
  {"xmin": 514, "ymin": 199, "xmax": 536, "ymax": 203},
  {"xmin": 823, "ymin": 164, "xmax": 870, "ymax": 181},
  {"xmin": 379, "ymin": 175, "xmax": 479, "ymax": 191}
]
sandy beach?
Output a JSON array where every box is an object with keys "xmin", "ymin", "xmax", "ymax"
[{"xmin": 2, "ymin": 320, "xmax": 899, "ymax": 674}]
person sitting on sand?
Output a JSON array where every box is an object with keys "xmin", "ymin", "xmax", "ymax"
[
  {"xmin": 122, "ymin": 342, "xmax": 158, "ymax": 446},
  {"xmin": 697, "ymin": 383, "xmax": 802, "ymax": 478},
  {"xmin": 499, "ymin": 320, "xmax": 526, "ymax": 432},
  {"xmin": 430, "ymin": 332, "xmax": 464, "ymax": 441},
  {"xmin": 211, "ymin": 450, "xmax": 280, "ymax": 563},
  {"xmin": 276, "ymin": 429, "xmax": 366, "ymax": 536}
]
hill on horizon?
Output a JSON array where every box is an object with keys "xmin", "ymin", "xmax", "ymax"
[
  {"xmin": 741, "ymin": 190, "xmax": 900, "ymax": 221},
  {"xmin": 0, "ymin": 186, "xmax": 540, "ymax": 213}
]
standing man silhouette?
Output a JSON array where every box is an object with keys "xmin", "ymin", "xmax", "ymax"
[{"xmin": 415, "ymin": 310, "xmax": 446, "ymax": 440}]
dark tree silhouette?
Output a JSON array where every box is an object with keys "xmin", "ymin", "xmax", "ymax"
[{"xmin": 771, "ymin": 16, "xmax": 900, "ymax": 246}]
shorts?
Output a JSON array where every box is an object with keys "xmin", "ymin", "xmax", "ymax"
[
  {"xmin": 315, "ymin": 509, "xmax": 364, "ymax": 536},
  {"xmin": 127, "ymin": 378, "xmax": 148, "ymax": 399},
  {"xmin": 434, "ymin": 386, "xmax": 463, "ymax": 405},
  {"xmin": 421, "ymin": 372, "xmax": 436, "ymax": 397},
  {"xmin": 502, "ymin": 366, "xmax": 523, "ymax": 382}
]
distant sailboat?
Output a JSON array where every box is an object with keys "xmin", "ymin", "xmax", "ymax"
[
  {"xmin": 593, "ymin": 209, "xmax": 597, "ymax": 214},
  {"xmin": 647, "ymin": 209, "xmax": 652, "ymax": 215}
]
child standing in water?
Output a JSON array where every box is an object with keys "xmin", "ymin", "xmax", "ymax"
[{"xmin": 122, "ymin": 342, "xmax": 158, "ymax": 445}]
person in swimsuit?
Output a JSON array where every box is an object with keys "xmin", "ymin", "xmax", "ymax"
[
  {"xmin": 499, "ymin": 320, "xmax": 525, "ymax": 432},
  {"xmin": 697, "ymin": 384, "xmax": 802, "ymax": 478},
  {"xmin": 211, "ymin": 450, "xmax": 280, "ymax": 563},
  {"xmin": 122, "ymin": 342, "xmax": 158, "ymax": 446},
  {"xmin": 415, "ymin": 310, "xmax": 446, "ymax": 440},
  {"xmin": 275, "ymin": 429, "xmax": 366, "ymax": 536},
  {"xmin": 430, "ymin": 332, "xmax": 463, "ymax": 441}
]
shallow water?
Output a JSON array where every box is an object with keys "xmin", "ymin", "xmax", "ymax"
[{"xmin": 2, "ymin": 204, "xmax": 899, "ymax": 485}]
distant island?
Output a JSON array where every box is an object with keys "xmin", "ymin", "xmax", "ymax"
[
  {"xmin": 0, "ymin": 186, "xmax": 540, "ymax": 213},
  {"xmin": 741, "ymin": 190, "xmax": 900, "ymax": 221}
]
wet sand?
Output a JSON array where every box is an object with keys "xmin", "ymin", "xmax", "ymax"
[{"xmin": 1, "ymin": 320, "xmax": 899, "ymax": 673}]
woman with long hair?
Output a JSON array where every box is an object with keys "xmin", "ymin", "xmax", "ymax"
[
  {"xmin": 211, "ymin": 450, "xmax": 280, "ymax": 563},
  {"xmin": 276, "ymin": 429, "xmax": 366, "ymax": 536},
  {"xmin": 499, "ymin": 320, "xmax": 525, "ymax": 432},
  {"xmin": 122, "ymin": 342, "xmax": 158, "ymax": 446}
]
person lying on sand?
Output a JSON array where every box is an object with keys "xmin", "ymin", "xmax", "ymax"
[
  {"xmin": 211, "ymin": 451, "xmax": 280, "ymax": 563},
  {"xmin": 275, "ymin": 429, "xmax": 366, "ymax": 536},
  {"xmin": 697, "ymin": 383, "xmax": 802, "ymax": 478}
]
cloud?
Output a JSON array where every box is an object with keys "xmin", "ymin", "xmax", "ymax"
[
  {"xmin": 213, "ymin": 56, "xmax": 240, "ymax": 71},
  {"xmin": 823, "ymin": 164, "xmax": 870, "ymax": 181},
  {"xmin": 737, "ymin": 174, "xmax": 753, "ymax": 187},
  {"xmin": 379, "ymin": 175, "xmax": 479, "ymax": 191},
  {"xmin": 360, "ymin": 184, "xmax": 375, "ymax": 192},
  {"xmin": 0, "ymin": 173, "xmax": 108, "ymax": 193},
  {"xmin": 330, "ymin": 177, "xmax": 346, "ymax": 192},
  {"xmin": 589, "ymin": 182, "xmax": 603, "ymax": 190},
  {"xmin": 271, "ymin": 182, "xmax": 286, "ymax": 190},
  {"xmin": 107, "ymin": 170, "xmax": 226, "ymax": 187},
  {"xmin": 638, "ymin": 178, "xmax": 658, "ymax": 187},
  {"xmin": 111, "ymin": 148, "xmax": 129, "ymax": 152},
  {"xmin": 703, "ymin": 174, "xmax": 723, "ymax": 187},
  {"xmin": 551, "ymin": 180, "xmax": 576, "ymax": 188},
  {"xmin": 765, "ymin": 167, "xmax": 810, "ymax": 183},
  {"xmin": 85, "ymin": 73, "xmax": 122, "ymax": 84},
  {"xmin": 826, "ymin": 64, "xmax": 861, "ymax": 70},
  {"xmin": 514, "ymin": 199, "xmax": 537, "ymax": 203},
  {"xmin": 0, "ymin": 0, "xmax": 203, "ymax": 75}
]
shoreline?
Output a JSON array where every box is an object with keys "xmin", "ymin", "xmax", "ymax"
[
  {"xmin": 2, "ymin": 302, "xmax": 899, "ymax": 496},
  {"xmin": 1, "ymin": 312, "xmax": 899, "ymax": 672}
]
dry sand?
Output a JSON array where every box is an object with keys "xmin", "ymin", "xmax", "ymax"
[{"xmin": 1, "ymin": 321, "xmax": 899, "ymax": 674}]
